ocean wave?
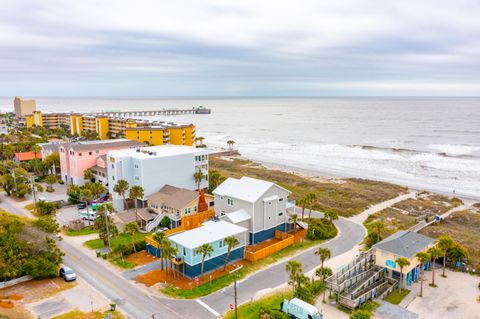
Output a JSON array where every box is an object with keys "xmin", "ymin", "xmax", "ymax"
[{"xmin": 428, "ymin": 144, "xmax": 480, "ymax": 156}]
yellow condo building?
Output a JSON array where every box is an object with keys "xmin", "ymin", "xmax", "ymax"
[{"xmin": 25, "ymin": 111, "xmax": 196, "ymax": 146}]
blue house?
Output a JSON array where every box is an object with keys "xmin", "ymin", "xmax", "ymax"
[{"xmin": 168, "ymin": 220, "xmax": 248, "ymax": 278}]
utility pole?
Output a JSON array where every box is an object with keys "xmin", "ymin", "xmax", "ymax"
[
  {"xmin": 30, "ymin": 175, "xmax": 37, "ymax": 213},
  {"xmin": 229, "ymin": 265, "xmax": 243, "ymax": 319},
  {"xmin": 104, "ymin": 206, "xmax": 111, "ymax": 252}
]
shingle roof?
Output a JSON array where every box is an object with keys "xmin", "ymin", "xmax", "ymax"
[
  {"xmin": 373, "ymin": 231, "xmax": 435, "ymax": 259},
  {"xmin": 115, "ymin": 208, "xmax": 157, "ymax": 223},
  {"xmin": 147, "ymin": 185, "xmax": 199, "ymax": 210},
  {"xmin": 213, "ymin": 176, "xmax": 291, "ymax": 203}
]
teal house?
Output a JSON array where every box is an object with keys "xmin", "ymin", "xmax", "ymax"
[{"xmin": 168, "ymin": 220, "xmax": 248, "ymax": 278}]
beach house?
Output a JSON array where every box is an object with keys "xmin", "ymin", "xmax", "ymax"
[
  {"xmin": 107, "ymin": 145, "xmax": 209, "ymax": 211},
  {"xmin": 59, "ymin": 139, "xmax": 142, "ymax": 185},
  {"xmin": 167, "ymin": 220, "xmax": 248, "ymax": 278},
  {"xmin": 213, "ymin": 176, "xmax": 292, "ymax": 245}
]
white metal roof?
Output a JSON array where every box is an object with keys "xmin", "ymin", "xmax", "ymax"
[
  {"xmin": 169, "ymin": 220, "xmax": 247, "ymax": 250},
  {"xmin": 224, "ymin": 209, "xmax": 251, "ymax": 224},
  {"xmin": 213, "ymin": 176, "xmax": 290, "ymax": 203},
  {"xmin": 289, "ymin": 298, "xmax": 320, "ymax": 315},
  {"xmin": 107, "ymin": 144, "xmax": 210, "ymax": 159}
]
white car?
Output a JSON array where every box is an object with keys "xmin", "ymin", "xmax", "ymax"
[{"xmin": 59, "ymin": 266, "xmax": 77, "ymax": 282}]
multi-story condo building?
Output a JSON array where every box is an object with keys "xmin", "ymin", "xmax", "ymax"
[
  {"xmin": 213, "ymin": 176, "xmax": 293, "ymax": 245},
  {"xmin": 59, "ymin": 139, "xmax": 143, "ymax": 185},
  {"xmin": 106, "ymin": 145, "xmax": 209, "ymax": 211},
  {"xmin": 14, "ymin": 97, "xmax": 36, "ymax": 117},
  {"xmin": 25, "ymin": 112, "xmax": 196, "ymax": 146}
]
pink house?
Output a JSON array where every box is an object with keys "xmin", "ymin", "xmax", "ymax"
[{"xmin": 59, "ymin": 139, "xmax": 143, "ymax": 185}]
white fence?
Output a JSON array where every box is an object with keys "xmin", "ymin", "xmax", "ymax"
[{"xmin": 0, "ymin": 275, "xmax": 32, "ymax": 289}]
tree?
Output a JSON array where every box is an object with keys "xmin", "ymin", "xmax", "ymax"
[
  {"xmin": 124, "ymin": 222, "xmax": 139, "ymax": 254},
  {"xmin": 80, "ymin": 188, "xmax": 93, "ymax": 226},
  {"xmin": 129, "ymin": 185, "xmax": 144, "ymax": 222},
  {"xmin": 86, "ymin": 182, "xmax": 105, "ymax": 201},
  {"xmin": 438, "ymin": 235, "xmax": 455, "ymax": 278},
  {"xmin": 415, "ymin": 251, "xmax": 430, "ymax": 297},
  {"xmin": 84, "ymin": 168, "xmax": 94, "ymax": 182},
  {"xmin": 285, "ymin": 260, "xmax": 302, "ymax": 297},
  {"xmin": 223, "ymin": 236, "xmax": 240, "ymax": 270},
  {"xmin": 448, "ymin": 243, "xmax": 468, "ymax": 267},
  {"xmin": 45, "ymin": 174, "xmax": 57, "ymax": 192},
  {"xmin": 34, "ymin": 216, "xmax": 59, "ymax": 233},
  {"xmin": 289, "ymin": 213, "xmax": 299, "ymax": 232},
  {"xmin": 153, "ymin": 232, "xmax": 167, "ymax": 270},
  {"xmin": 114, "ymin": 243, "xmax": 129, "ymax": 262},
  {"xmin": 37, "ymin": 200, "xmax": 59, "ymax": 216},
  {"xmin": 31, "ymin": 144, "xmax": 41, "ymax": 159},
  {"xmin": 315, "ymin": 267, "xmax": 332, "ymax": 280},
  {"xmin": 395, "ymin": 257, "xmax": 411, "ymax": 291},
  {"xmin": 198, "ymin": 243, "xmax": 214, "ymax": 275},
  {"xmin": 94, "ymin": 206, "xmax": 118, "ymax": 247},
  {"xmin": 314, "ymin": 248, "xmax": 331, "ymax": 282},
  {"xmin": 193, "ymin": 170, "xmax": 205, "ymax": 191},
  {"xmin": 227, "ymin": 139, "xmax": 235, "ymax": 150},
  {"xmin": 298, "ymin": 197, "xmax": 307, "ymax": 220},
  {"xmin": 323, "ymin": 209, "xmax": 338, "ymax": 223},
  {"xmin": 113, "ymin": 179, "xmax": 129, "ymax": 210},
  {"xmin": 370, "ymin": 221, "xmax": 385, "ymax": 243},
  {"xmin": 67, "ymin": 184, "xmax": 82, "ymax": 204},
  {"xmin": 196, "ymin": 136, "xmax": 205, "ymax": 146},
  {"xmin": 208, "ymin": 170, "xmax": 225, "ymax": 193},
  {"xmin": 427, "ymin": 246, "xmax": 442, "ymax": 287},
  {"xmin": 305, "ymin": 193, "xmax": 317, "ymax": 220},
  {"xmin": 44, "ymin": 152, "xmax": 60, "ymax": 174}
]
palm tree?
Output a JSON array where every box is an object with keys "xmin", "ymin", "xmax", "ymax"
[
  {"xmin": 315, "ymin": 248, "xmax": 331, "ymax": 282},
  {"xmin": 31, "ymin": 144, "xmax": 41, "ymax": 159},
  {"xmin": 223, "ymin": 236, "xmax": 240, "ymax": 271},
  {"xmin": 371, "ymin": 221, "xmax": 385, "ymax": 242},
  {"xmin": 124, "ymin": 222, "xmax": 139, "ymax": 254},
  {"xmin": 324, "ymin": 210, "xmax": 338, "ymax": 223},
  {"xmin": 80, "ymin": 188, "xmax": 93, "ymax": 226},
  {"xmin": 153, "ymin": 232, "xmax": 167, "ymax": 270},
  {"xmin": 198, "ymin": 243, "xmax": 214, "ymax": 275},
  {"xmin": 438, "ymin": 235, "xmax": 455, "ymax": 278},
  {"xmin": 289, "ymin": 213, "xmax": 299, "ymax": 232},
  {"xmin": 395, "ymin": 257, "xmax": 411, "ymax": 291},
  {"xmin": 448, "ymin": 243, "xmax": 468, "ymax": 267},
  {"xmin": 305, "ymin": 193, "xmax": 317, "ymax": 220},
  {"xmin": 113, "ymin": 179, "xmax": 129, "ymax": 210},
  {"xmin": 193, "ymin": 170, "xmax": 205, "ymax": 191},
  {"xmin": 129, "ymin": 185, "xmax": 144, "ymax": 223},
  {"xmin": 427, "ymin": 246, "xmax": 442, "ymax": 287},
  {"xmin": 298, "ymin": 197, "xmax": 307, "ymax": 220},
  {"xmin": 196, "ymin": 136, "xmax": 205, "ymax": 146},
  {"xmin": 415, "ymin": 251, "xmax": 430, "ymax": 297},
  {"xmin": 285, "ymin": 260, "xmax": 302, "ymax": 297},
  {"xmin": 208, "ymin": 170, "xmax": 224, "ymax": 193},
  {"xmin": 87, "ymin": 182, "xmax": 105, "ymax": 202},
  {"xmin": 227, "ymin": 139, "xmax": 235, "ymax": 150}
]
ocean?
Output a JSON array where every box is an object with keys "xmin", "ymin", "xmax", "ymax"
[{"xmin": 1, "ymin": 97, "xmax": 479, "ymax": 199}]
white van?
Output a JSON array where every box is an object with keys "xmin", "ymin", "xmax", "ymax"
[
  {"xmin": 79, "ymin": 210, "xmax": 97, "ymax": 221},
  {"xmin": 281, "ymin": 298, "xmax": 323, "ymax": 319}
]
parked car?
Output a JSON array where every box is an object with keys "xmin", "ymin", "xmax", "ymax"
[
  {"xmin": 59, "ymin": 266, "xmax": 77, "ymax": 282},
  {"xmin": 281, "ymin": 298, "xmax": 323, "ymax": 319},
  {"xmin": 77, "ymin": 201, "xmax": 87, "ymax": 209}
]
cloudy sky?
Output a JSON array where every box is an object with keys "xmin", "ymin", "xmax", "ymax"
[{"xmin": 1, "ymin": 0, "xmax": 480, "ymax": 96}]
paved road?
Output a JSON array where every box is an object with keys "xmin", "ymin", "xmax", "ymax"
[{"xmin": 199, "ymin": 215, "xmax": 365, "ymax": 316}]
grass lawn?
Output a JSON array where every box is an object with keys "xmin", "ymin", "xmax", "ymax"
[
  {"xmin": 223, "ymin": 291, "xmax": 287, "ymax": 319},
  {"xmin": 63, "ymin": 227, "xmax": 98, "ymax": 237},
  {"xmin": 161, "ymin": 238, "xmax": 326, "ymax": 299},
  {"xmin": 51, "ymin": 309, "xmax": 124, "ymax": 319},
  {"xmin": 84, "ymin": 232, "xmax": 148, "ymax": 250},
  {"xmin": 210, "ymin": 156, "xmax": 407, "ymax": 217},
  {"xmin": 385, "ymin": 289, "xmax": 410, "ymax": 305},
  {"xmin": 112, "ymin": 257, "xmax": 137, "ymax": 269}
]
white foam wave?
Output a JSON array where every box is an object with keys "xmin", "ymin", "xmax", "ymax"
[{"xmin": 428, "ymin": 144, "xmax": 480, "ymax": 156}]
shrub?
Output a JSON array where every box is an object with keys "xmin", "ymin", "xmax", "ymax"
[
  {"xmin": 260, "ymin": 308, "xmax": 290, "ymax": 319},
  {"xmin": 306, "ymin": 219, "xmax": 337, "ymax": 240},
  {"xmin": 37, "ymin": 200, "xmax": 59, "ymax": 215},
  {"xmin": 160, "ymin": 216, "xmax": 171, "ymax": 228},
  {"xmin": 34, "ymin": 216, "xmax": 59, "ymax": 233},
  {"xmin": 350, "ymin": 309, "xmax": 372, "ymax": 319}
]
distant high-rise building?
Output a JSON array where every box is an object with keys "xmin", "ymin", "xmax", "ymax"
[{"xmin": 13, "ymin": 96, "xmax": 36, "ymax": 117}]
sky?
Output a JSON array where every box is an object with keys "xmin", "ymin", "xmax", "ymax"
[{"xmin": 1, "ymin": 0, "xmax": 480, "ymax": 97}]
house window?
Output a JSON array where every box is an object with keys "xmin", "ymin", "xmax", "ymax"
[
  {"xmin": 194, "ymin": 206, "xmax": 197, "ymax": 212},
  {"xmin": 278, "ymin": 212, "xmax": 283, "ymax": 216},
  {"xmin": 183, "ymin": 248, "xmax": 186, "ymax": 256},
  {"xmin": 134, "ymin": 164, "xmax": 139, "ymax": 169},
  {"xmin": 279, "ymin": 198, "xmax": 284, "ymax": 202},
  {"xmin": 112, "ymin": 176, "xmax": 115, "ymax": 181},
  {"xmin": 89, "ymin": 151, "xmax": 92, "ymax": 155},
  {"xmin": 134, "ymin": 176, "xmax": 139, "ymax": 181},
  {"xmin": 96, "ymin": 149, "xmax": 99, "ymax": 154},
  {"xmin": 111, "ymin": 164, "xmax": 114, "ymax": 168},
  {"xmin": 79, "ymin": 152, "xmax": 82, "ymax": 156},
  {"xmin": 227, "ymin": 198, "xmax": 234, "ymax": 206},
  {"xmin": 219, "ymin": 240, "xmax": 224, "ymax": 248}
]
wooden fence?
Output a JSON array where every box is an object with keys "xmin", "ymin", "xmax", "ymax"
[
  {"xmin": 244, "ymin": 230, "xmax": 295, "ymax": 262},
  {"xmin": 146, "ymin": 209, "xmax": 216, "ymax": 248}
]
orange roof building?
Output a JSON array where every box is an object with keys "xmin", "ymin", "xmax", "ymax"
[{"xmin": 14, "ymin": 151, "xmax": 43, "ymax": 162}]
